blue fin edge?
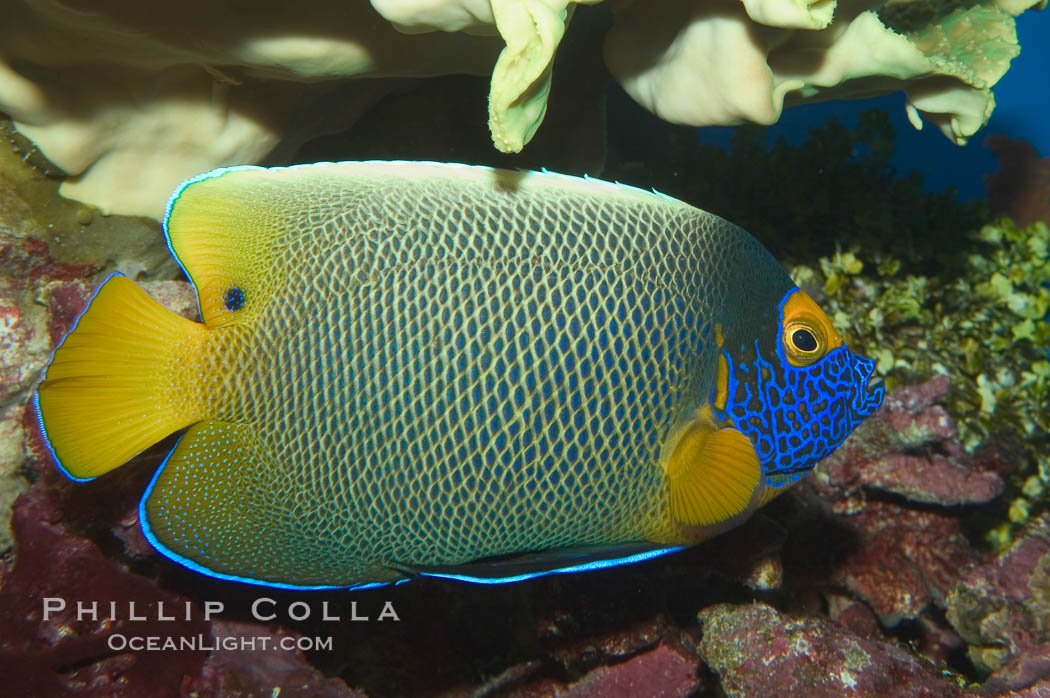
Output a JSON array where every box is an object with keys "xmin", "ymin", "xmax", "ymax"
[
  {"xmin": 34, "ymin": 271, "xmax": 126, "ymax": 483},
  {"xmin": 402, "ymin": 545, "xmax": 685, "ymax": 585}
]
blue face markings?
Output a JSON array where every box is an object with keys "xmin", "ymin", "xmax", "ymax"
[
  {"xmin": 714, "ymin": 296, "xmax": 883, "ymax": 484},
  {"xmin": 850, "ymin": 353, "xmax": 884, "ymax": 416},
  {"xmin": 223, "ymin": 286, "xmax": 246, "ymax": 311}
]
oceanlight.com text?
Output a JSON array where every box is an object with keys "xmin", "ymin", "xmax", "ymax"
[{"xmin": 107, "ymin": 633, "xmax": 334, "ymax": 652}]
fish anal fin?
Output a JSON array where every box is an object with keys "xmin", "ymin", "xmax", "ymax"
[
  {"xmin": 141, "ymin": 420, "xmax": 389, "ymax": 589},
  {"xmin": 390, "ymin": 543, "xmax": 683, "ymax": 584},
  {"xmin": 665, "ymin": 420, "xmax": 761, "ymax": 527}
]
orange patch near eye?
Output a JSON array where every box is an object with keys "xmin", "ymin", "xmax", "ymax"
[{"xmin": 781, "ymin": 290, "xmax": 843, "ymax": 367}]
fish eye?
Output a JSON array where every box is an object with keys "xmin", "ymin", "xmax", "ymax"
[
  {"xmin": 792, "ymin": 328, "xmax": 817, "ymax": 352},
  {"xmin": 783, "ymin": 320, "xmax": 826, "ymax": 366}
]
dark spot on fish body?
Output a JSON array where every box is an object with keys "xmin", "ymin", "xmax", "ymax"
[{"xmin": 223, "ymin": 287, "xmax": 245, "ymax": 311}]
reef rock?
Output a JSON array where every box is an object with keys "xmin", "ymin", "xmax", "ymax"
[
  {"xmin": 0, "ymin": 162, "xmax": 102, "ymax": 550},
  {"xmin": 554, "ymin": 643, "xmax": 698, "ymax": 698},
  {"xmin": 946, "ymin": 513, "xmax": 1050, "ymax": 690},
  {"xmin": 780, "ymin": 376, "xmax": 1000, "ymax": 625},
  {"xmin": 486, "ymin": 642, "xmax": 700, "ymax": 697},
  {"xmin": 0, "ymin": 481, "xmax": 209, "ymax": 697},
  {"xmin": 0, "ymin": 479, "xmax": 373, "ymax": 697},
  {"xmin": 191, "ymin": 620, "xmax": 367, "ymax": 698},
  {"xmin": 829, "ymin": 502, "xmax": 985, "ymax": 626},
  {"xmin": 816, "ymin": 375, "xmax": 1005, "ymax": 507},
  {"xmin": 697, "ymin": 602, "xmax": 962, "ymax": 697}
]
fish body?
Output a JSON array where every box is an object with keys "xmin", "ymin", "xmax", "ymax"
[{"xmin": 36, "ymin": 162, "xmax": 883, "ymax": 589}]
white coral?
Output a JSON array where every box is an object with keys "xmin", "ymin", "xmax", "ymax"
[{"xmin": 0, "ymin": 0, "xmax": 1040, "ymax": 217}]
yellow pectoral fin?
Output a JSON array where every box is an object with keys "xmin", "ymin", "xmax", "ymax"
[{"xmin": 665, "ymin": 421, "xmax": 762, "ymax": 527}]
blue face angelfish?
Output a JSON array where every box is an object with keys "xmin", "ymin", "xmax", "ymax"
[{"xmin": 34, "ymin": 161, "xmax": 884, "ymax": 589}]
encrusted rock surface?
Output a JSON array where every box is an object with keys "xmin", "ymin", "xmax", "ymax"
[
  {"xmin": 0, "ymin": 137, "xmax": 174, "ymax": 550},
  {"xmin": 946, "ymin": 514, "xmax": 1050, "ymax": 690},
  {"xmin": 553, "ymin": 643, "xmax": 698, "ymax": 698},
  {"xmin": 0, "ymin": 175, "xmax": 96, "ymax": 550},
  {"xmin": 191, "ymin": 620, "xmax": 368, "ymax": 698},
  {"xmin": 698, "ymin": 602, "xmax": 963, "ymax": 697},
  {"xmin": 769, "ymin": 376, "xmax": 1002, "ymax": 629},
  {"xmin": 816, "ymin": 375, "xmax": 1005, "ymax": 507},
  {"xmin": 0, "ymin": 481, "xmax": 209, "ymax": 697},
  {"xmin": 828, "ymin": 502, "xmax": 985, "ymax": 625}
]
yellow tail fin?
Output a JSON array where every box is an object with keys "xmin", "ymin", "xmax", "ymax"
[{"xmin": 36, "ymin": 275, "xmax": 209, "ymax": 480}]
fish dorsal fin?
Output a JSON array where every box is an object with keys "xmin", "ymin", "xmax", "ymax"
[
  {"xmin": 388, "ymin": 543, "xmax": 683, "ymax": 584},
  {"xmin": 665, "ymin": 415, "xmax": 762, "ymax": 527},
  {"xmin": 164, "ymin": 166, "xmax": 294, "ymax": 328}
]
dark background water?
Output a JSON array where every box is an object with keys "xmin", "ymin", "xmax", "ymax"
[{"xmin": 697, "ymin": 9, "xmax": 1050, "ymax": 200}]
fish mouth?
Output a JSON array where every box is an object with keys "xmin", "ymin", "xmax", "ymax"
[{"xmin": 852, "ymin": 354, "xmax": 885, "ymax": 417}]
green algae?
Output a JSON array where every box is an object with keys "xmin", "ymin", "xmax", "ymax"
[
  {"xmin": 790, "ymin": 217, "xmax": 1050, "ymax": 548},
  {"xmin": 794, "ymin": 217, "xmax": 1049, "ymax": 430}
]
